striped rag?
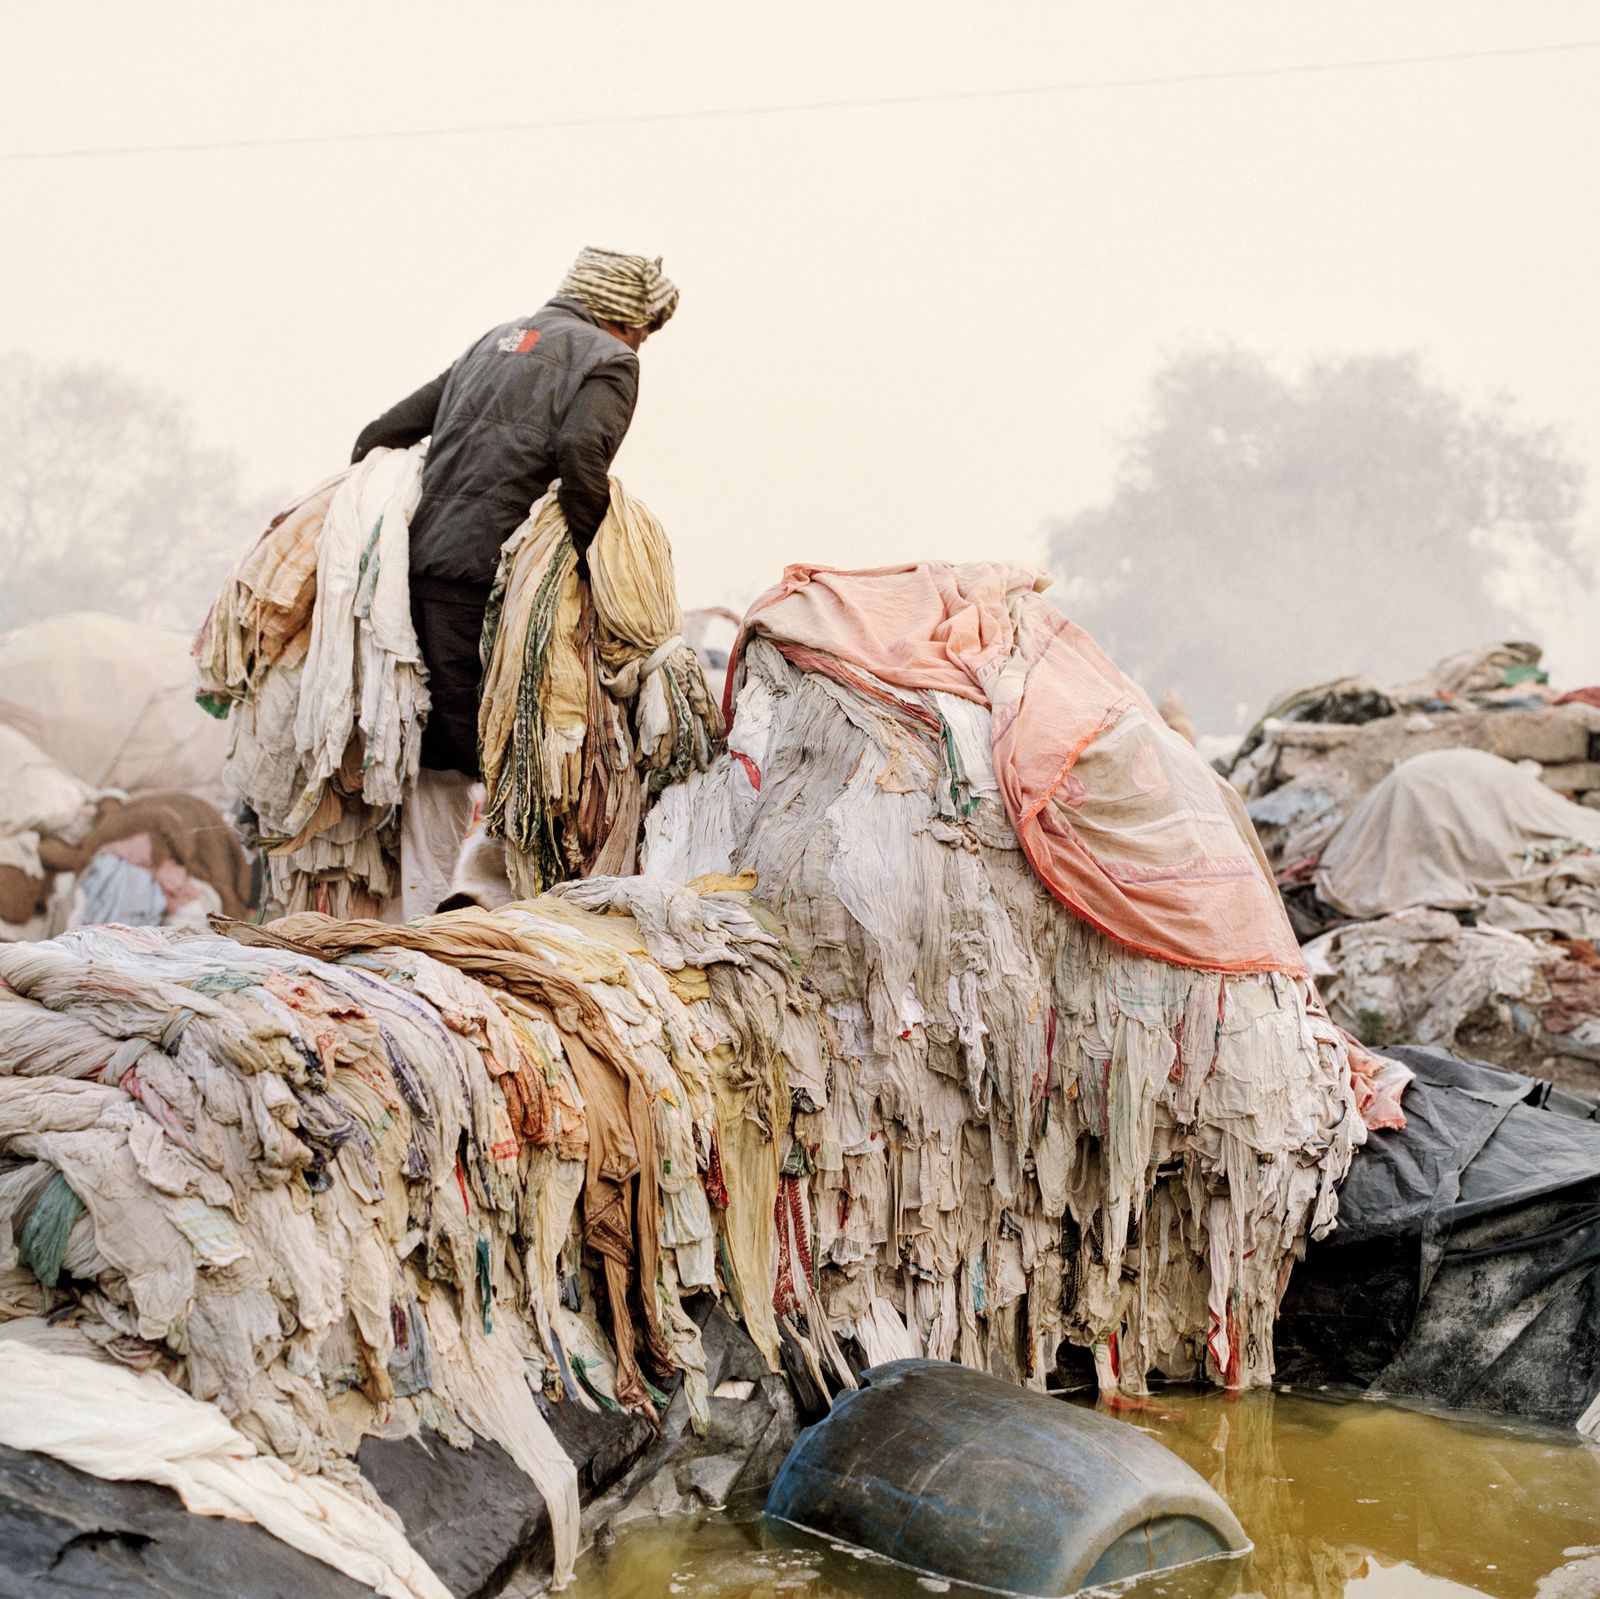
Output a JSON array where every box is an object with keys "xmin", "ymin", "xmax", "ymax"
[{"xmin": 557, "ymin": 247, "xmax": 680, "ymax": 332}]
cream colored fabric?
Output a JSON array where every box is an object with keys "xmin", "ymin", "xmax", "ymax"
[
  {"xmin": 204, "ymin": 445, "xmax": 431, "ymax": 914},
  {"xmin": 0, "ymin": 613, "xmax": 229, "ymax": 806},
  {"xmin": 1304, "ymin": 908, "xmax": 1548, "ymax": 1053},
  {"xmin": 1315, "ymin": 748, "xmax": 1600, "ymax": 936},
  {"xmin": 0, "ymin": 877, "xmax": 827, "ymax": 1585},
  {"xmin": 477, "ymin": 506, "xmax": 588, "ymax": 873},
  {"xmin": 645, "ymin": 636, "xmax": 1365, "ymax": 1395},
  {"xmin": 480, "ymin": 481, "xmax": 720, "ymax": 898},
  {"xmin": 0, "ymin": 724, "xmax": 101, "ymax": 848},
  {"xmin": 396, "ymin": 768, "xmax": 478, "ymax": 921},
  {"xmin": 193, "ymin": 475, "xmax": 338, "ymax": 705}
]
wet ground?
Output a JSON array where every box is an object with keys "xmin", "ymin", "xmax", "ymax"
[{"xmin": 569, "ymin": 1387, "xmax": 1600, "ymax": 1599}]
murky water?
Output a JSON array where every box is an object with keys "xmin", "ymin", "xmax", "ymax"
[{"xmin": 569, "ymin": 1388, "xmax": 1600, "ymax": 1599}]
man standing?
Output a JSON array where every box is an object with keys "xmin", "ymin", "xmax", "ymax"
[{"xmin": 352, "ymin": 246, "xmax": 679, "ymax": 913}]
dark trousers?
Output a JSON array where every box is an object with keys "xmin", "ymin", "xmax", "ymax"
[{"xmin": 410, "ymin": 585, "xmax": 489, "ymax": 778}]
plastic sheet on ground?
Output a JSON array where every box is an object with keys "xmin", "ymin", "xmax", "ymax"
[
  {"xmin": 1276, "ymin": 1044, "xmax": 1600, "ymax": 1430},
  {"xmin": 0, "ymin": 1335, "xmax": 451, "ymax": 1599}
]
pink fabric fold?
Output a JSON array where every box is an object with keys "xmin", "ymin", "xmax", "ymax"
[{"xmin": 734, "ymin": 561, "xmax": 1305, "ymax": 976}]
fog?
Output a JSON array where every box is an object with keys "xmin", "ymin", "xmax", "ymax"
[{"xmin": 4, "ymin": 2, "xmax": 1597, "ymax": 729}]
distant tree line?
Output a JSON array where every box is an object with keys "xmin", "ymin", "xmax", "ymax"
[
  {"xmin": 1047, "ymin": 346, "xmax": 1592, "ymax": 731},
  {"xmin": 0, "ymin": 351, "xmax": 277, "ymax": 636}
]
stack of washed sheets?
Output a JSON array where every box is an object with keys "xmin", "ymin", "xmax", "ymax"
[
  {"xmin": 646, "ymin": 561, "xmax": 1372, "ymax": 1397},
  {"xmin": 0, "ymin": 877, "xmax": 820, "ymax": 1592},
  {"xmin": 194, "ymin": 449, "xmax": 429, "ymax": 917},
  {"xmin": 197, "ymin": 457, "xmax": 720, "ymax": 919},
  {"xmin": 479, "ymin": 478, "xmax": 723, "ymax": 898}
]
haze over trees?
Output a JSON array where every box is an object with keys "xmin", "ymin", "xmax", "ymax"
[
  {"xmin": 1047, "ymin": 347, "xmax": 1593, "ymax": 732},
  {"xmin": 0, "ymin": 352, "xmax": 275, "ymax": 635}
]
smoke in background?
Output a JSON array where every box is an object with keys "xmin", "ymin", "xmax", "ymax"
[
  {"xmin": 1047, "ymin": 345, "xmax": 1598, "ymax": 732},
  {"xmin": 0, "ymin": 351, "xmax": 280, "ymax": 636}
]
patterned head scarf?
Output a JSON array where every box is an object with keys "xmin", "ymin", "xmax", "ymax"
[{"xmin": 557, "ymin": 247, "xmax": 680, "ymax": 333}]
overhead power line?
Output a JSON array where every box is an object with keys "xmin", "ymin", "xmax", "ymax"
[{"xmin": 4, "ymin": 38, "xmax": 1597, "ymax": 164}]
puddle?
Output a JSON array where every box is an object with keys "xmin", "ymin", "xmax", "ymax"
[{"xmin": 568, "ymin": 1388, "xmax": 1600, "ymax": 1599}]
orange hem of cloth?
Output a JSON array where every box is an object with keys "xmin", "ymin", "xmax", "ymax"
[
  {"xmin": 1012, "ymin": 814, "xmax": 1307, "ymax": 979},
  {"xmin": 1020, "ymin": 697, "xmax": 1131, "ymax": 828}
]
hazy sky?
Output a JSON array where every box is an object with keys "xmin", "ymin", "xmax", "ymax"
[{"xmin": 5, "ymin": 3, "xmax": 1598, "ymax": 685}]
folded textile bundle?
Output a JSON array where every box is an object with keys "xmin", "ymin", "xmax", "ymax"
[
  {"xmin": 0, "ymin": 723, "xmax": 102, "ymax": 931},
  {"xmin": 193, "ymin": 476, "xmax": 338, "ymax": 709},
  {"xmin": 0, "ymin": 726, "xmax": 251, "ymax": 938},
  {"xmin": 194, "ymin": 449, "xmax": 430, "ymax": 916},
  {"xmin": 646, "ymin": 562, "xmax": 1368, "ymax": 1395},
  {"xmin": 479, "ymin": 480, "xmax": 723, "ymax": 899},
  {"xmin": 1314, "ymin": 748, "xmax": 1600, "ymax": 938},
  {"xmin": 76, "ymin": 791, "xmax": 254, "ymax": 922},
  {"xmin": 0, "ymin": 876, "xmax": 818, "ymax": 1589}
]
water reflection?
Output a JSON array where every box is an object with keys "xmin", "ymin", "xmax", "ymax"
[{"xmin": 569, "ymin": 1389, "xmax": 1600, "ymax": 1599}]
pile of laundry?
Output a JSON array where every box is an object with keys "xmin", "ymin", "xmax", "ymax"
[
  {"xmin": 0, "ymin": 876, "xmax": 820, "ymax": 1594},
  {"xmin": 0, "ymin": 724, "xmax": 100, "ymax": 936},
  {"xmin": 1299, "ymin": 749, "xmax": 1600, "ymax": 1088},
  {"xmin": 646, "ymin": 561, "xmax": 1381, "ymax": 1400},
  {"xmin": 1228, "ymin": 641, "xmax": 1600, "ymax": 875},
  {"xmin": 0, "ymin": 562, "xmax": 1416, "ymax": 1592},
  {"xmin": 478, "ymin": 480, "xmax": 723, "ymax": 898},
  {"xmin": 0, "ymin": 723, "xmax": 251, "ymax": 942},
  {"xmin": 194, "ymin": 451, "xmax": 429, "ymax": 918},
  {"xmin": 0, "ymin": 611, "xmax": 231, "ymax": 808},
  {"xmin": 196, "ymin": 452, "xmax": 720, "ymax": 918},
  {"xmin": 1224, "ymin": 644, "xmax": 1600, "ymax": 1090}
]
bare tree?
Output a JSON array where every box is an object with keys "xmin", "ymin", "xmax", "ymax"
[
  {"xmin": 0, "ymin": 351, "xmax": 277, "ymax": 634},
  {"xmin": 1047, "ymin": 347, "xmax": 1592, "ymax": 731}
]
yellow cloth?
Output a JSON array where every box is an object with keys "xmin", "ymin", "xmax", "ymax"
[{"xmin": 479, "ymin": 480, "xmax": 722, "ymax": 897}]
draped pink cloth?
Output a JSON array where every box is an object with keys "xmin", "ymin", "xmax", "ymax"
[{"xmin": 733, "ymin": 562, "xmax": 1305, "ymax": 976}]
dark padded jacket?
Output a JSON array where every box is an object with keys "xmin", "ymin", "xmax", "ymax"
[{"xmin": 352, "ymin": 297, "xmax": 639, "ymax": 594}]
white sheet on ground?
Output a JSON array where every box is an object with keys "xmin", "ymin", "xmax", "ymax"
[{"xmin": 0, "ymin": 1337, "xmax": 451, "ymax": 1599}]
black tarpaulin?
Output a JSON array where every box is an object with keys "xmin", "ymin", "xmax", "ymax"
[{"xmin": 1276, "ymin": 1045, "xmax": 1600, "ymax": 1426}]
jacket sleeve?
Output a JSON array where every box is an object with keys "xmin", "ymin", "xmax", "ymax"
[
  {"xmin": 554, "ymin": 359, "xmax": 640, "ymax": 549},
  {"xmin": 351, "ymin": 369, "xmax": 450, "ymax": 463}
]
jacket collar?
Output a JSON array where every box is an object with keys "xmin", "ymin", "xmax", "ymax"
[{"xmin": 544, "ymin": 295, "xmax": 602, "ymax": 328}]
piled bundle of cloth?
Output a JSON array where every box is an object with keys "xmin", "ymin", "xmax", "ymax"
[
  {"xmin": 64, "ymin": 792, "xmax": 253, "ymax": 931},
  {"xmin": 1, "ymin": 724, "xmax": 252, "ymax": 940},
  {"xmin": 197, "ymin": 453, "xmax": 718, "ymax": 918},
  {"xmin": 0, "ymin": 563, "xmax": 1408, "ymax": 1588},
  {"xmin": 0, "ymin": 724, "xmax": 101, "ymax": 934},
  {"xmin": 1228, "ymin": 641, "xmax": 1600, "ymax": 878},
  {"xmin": 646, "ymin": 562, "xmax": 1374, "ymax": 1396},
  {"xmin": 479, "ymin": 479, "xmax": 723, "ymax": 898},
  {"xmin": 1302, "ymin": 749, "xmax": 1600, "ymax": 1089},
  {"xmin": 0, "ymin": 876, "xmax": 820, "ymax": 1592},
  {"xmin": 194, "ymin": 449, "xmax": 429, "ymax": 916},
  {"xmin": 1222, "ymin": 642, "xmax": 1600, "ymax": 1091}
]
